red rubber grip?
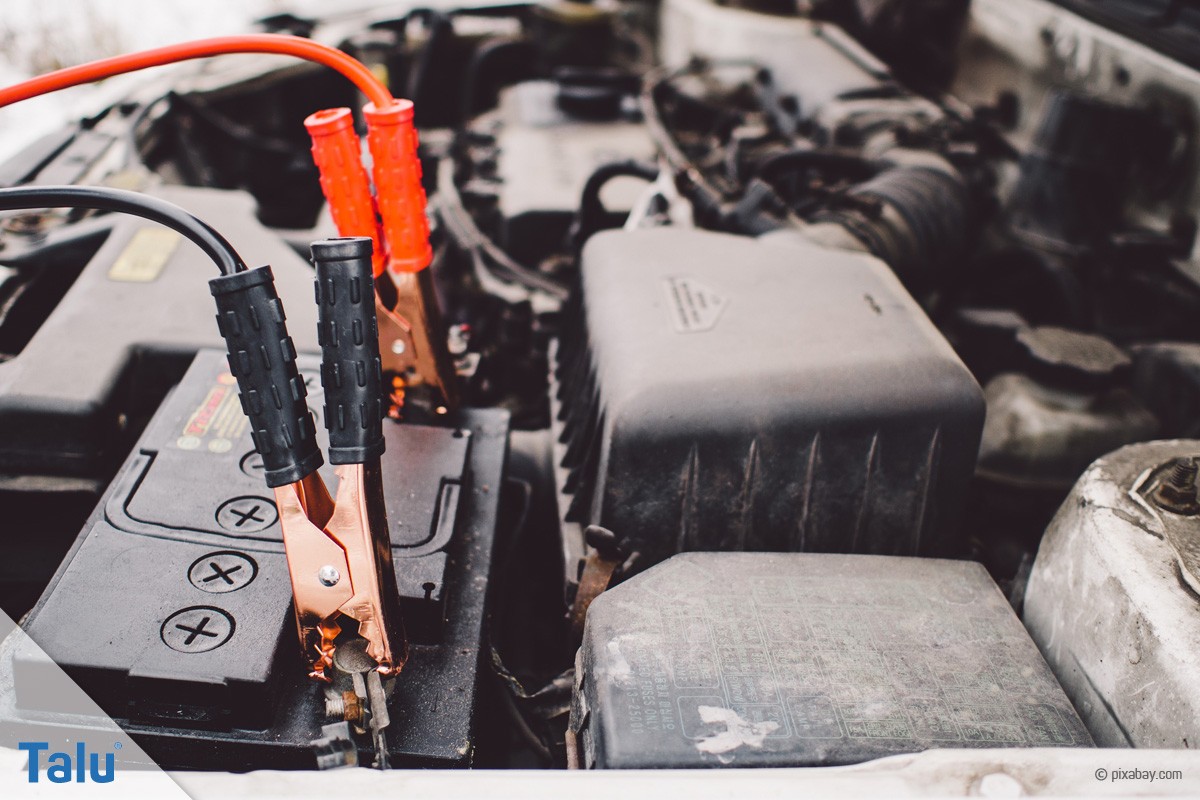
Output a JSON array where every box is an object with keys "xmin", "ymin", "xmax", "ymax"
[
  {"xmin": 305, "ymin": 107, "xmax": 386, "ymax": 277},
  {"xmin": 364, "ymin": 100, "xmax": 432, "ymax": 273}
]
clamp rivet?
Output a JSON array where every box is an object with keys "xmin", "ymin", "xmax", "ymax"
[{"xmin": 318, "ymin": 565, "xmax": 341, "ymax": 586}]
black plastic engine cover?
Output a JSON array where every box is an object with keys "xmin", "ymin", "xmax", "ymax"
[
  {"xmin": 486, "ymin": 80, "xmax": 654, "ymax": 264},
  {"xmin": 0, "ymin": 351, "xmax": 509, "ymax": 769},
  {"xmin": 570, "ymin": 552, "xmax": 1091, "ymax": 769},
  {"xmin": 552, "ymin": 229, "xmax": 985, "ymax": 580}
]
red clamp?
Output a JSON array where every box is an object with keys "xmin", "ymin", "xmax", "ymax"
[
  {"xmin": 304, "ymin": 107, "xmax": 386, "ymax": 276},
  {"xmin": 364, "ymin": 99, "xmax": 432, "ymax": 274}
]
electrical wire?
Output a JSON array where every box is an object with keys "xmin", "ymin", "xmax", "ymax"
[
  {"xmin": 123, "ymin": 93, "xmax": 172, "ymax": 164},
  {"xmin": 643, "ymin": 59, "xmax": 808, "ymax": 215},
  {"xmin": 640, "ymin": 64, "xmax": 737, "ymax": 224},
  {"xmin": 173, "ymin": 92, "xmax": 308, "ymax": 158},
  {"xmin": 570, "ymin": 159, "xmax": 659, "ymax": 249},
  {"xmin": 0, "ymin": 186, "xmax": 246, "ymax": 275},
  {"xmin": 435, "ymin": 157, "xmax": 569, "ymax": 299},
  {"xmin": 458, "ymin": 36, "xmax": 535, "ymax": 124},
  {"xmin": 0, "ymin": 34, "xmax": 393, "ymax": 111}
]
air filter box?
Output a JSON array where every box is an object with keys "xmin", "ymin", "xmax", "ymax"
[
  {"xmin": 552, "ymin": 229, "xmax": 984, "ymax": 580},
  {"xmin": 569, "ymin": 552, "xmax": 1091, "ymax": 769}
]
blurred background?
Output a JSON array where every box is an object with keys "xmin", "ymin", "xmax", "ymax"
[{"xmin": 0, "ymin": 0, "xmax": 286, "ymax": 158}]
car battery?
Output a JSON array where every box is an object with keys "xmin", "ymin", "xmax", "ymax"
[
  {"xmin": 0, "ymin": 350, "xmax": 509, "ymax": 770},
  {"xmin": 0, "ymin": 184, "xmax": 322, "ymax": 618},
  {"xmin": 569, "ymin": 552, "xmax": 1091, "ymax": 769}
]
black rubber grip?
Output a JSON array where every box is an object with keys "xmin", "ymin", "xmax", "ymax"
[
  {"xmin": 209, "ymin": 266, "xmax": 323, "ymax": 487},
  {"xmin": 311, "ymin": 237, "xmax": 386, "ymax": 464}
]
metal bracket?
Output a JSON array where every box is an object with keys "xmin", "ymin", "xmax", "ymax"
[{"xmin": 1132, "ymin": 460, "xmax": 1200, "ymax": 596}]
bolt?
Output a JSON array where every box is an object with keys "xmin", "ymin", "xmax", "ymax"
[
  {"xmin": 1171, "ymin": 459, "xmax": 1198, "ymax": 486},
  {"xmin": 1153, "ymin": 457, "xmax": 1200, "ymax": 515},
  {"xmin": 325, "ymin": 691, "xmax": 363, "ymax": 724},
  {"xmin": 318, "ymin": 565, "xmax": 341, "ymax": 586},
  {"xmin": 447, "ymin": 324, "xmax": 470, "ymax": 356},
  {"xmin": 390, "ymin": 339, "xmax": 406, "ymax": 355}
]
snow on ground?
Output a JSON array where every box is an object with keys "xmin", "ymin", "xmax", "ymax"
[{"xmin": 0, "ymin": 0, "xmax": 285, "ymax": 161}]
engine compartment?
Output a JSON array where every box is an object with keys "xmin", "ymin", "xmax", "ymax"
[{"xmin": 0, "ymin": 0, "xmax": 1198, "ymax": 779}]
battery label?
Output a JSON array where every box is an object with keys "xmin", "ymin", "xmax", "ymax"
[
  {"xmin": 107, "ymin": 227, "xmax": 181, "ymax": 282},
  {"xmin": 175, "ymin": 372, "xmax": 246, "ymax": 454}
]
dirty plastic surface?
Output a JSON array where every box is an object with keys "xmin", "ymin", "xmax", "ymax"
[{"xmin": 572, "ymin": 552, "xmax": 1091, "ymax": 768}]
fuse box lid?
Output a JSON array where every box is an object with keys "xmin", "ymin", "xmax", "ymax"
[{"xmin": 571, "ymin": 552, "xmax": 1091, "ymax": 769}]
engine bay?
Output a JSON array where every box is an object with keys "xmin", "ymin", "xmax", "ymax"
[{"xmin": 0, "ymin": 0, "xmax": 1198, "ymax": 782}]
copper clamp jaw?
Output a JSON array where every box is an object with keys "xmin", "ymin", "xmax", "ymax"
[
  {"xmin": 210, "ymin": 237, "xmax": 409, "ymax": 685},
  {"xmin": 304, "ymin": 101, "xmax": 459, "ymax": 417},
  {"xmin": 276, "ymin": 464, "xmax": 406, "ymax": 682},
  {"xmin": 281, "ymin": 237, "xmax": 408, "ymax": 683},
  {"xmin": 376, "ymin": 266, "xmax": 460, "ymax": 414}
]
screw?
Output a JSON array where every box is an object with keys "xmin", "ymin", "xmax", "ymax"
[
  {"xmin": 318, "ymin": 565, "xmax": 341, "ymax": 586},
  {"xmin": 391, "ymin": 339, "xmax": 406, "ymax": 355},
  {"xmin": 447, "ymin": 324, "xmax": 470, "ymax": 356},
  {"xmin": 325, "ymin": 691, "xmax": 363, "ymax": 723},
  {"xmin": 1171, "ymin": 458, "xmax": 1198, "ymax": 486},
  {"xmin": 1153, "ymin": 457, "xmax": 1200, "ymax": 515}
]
